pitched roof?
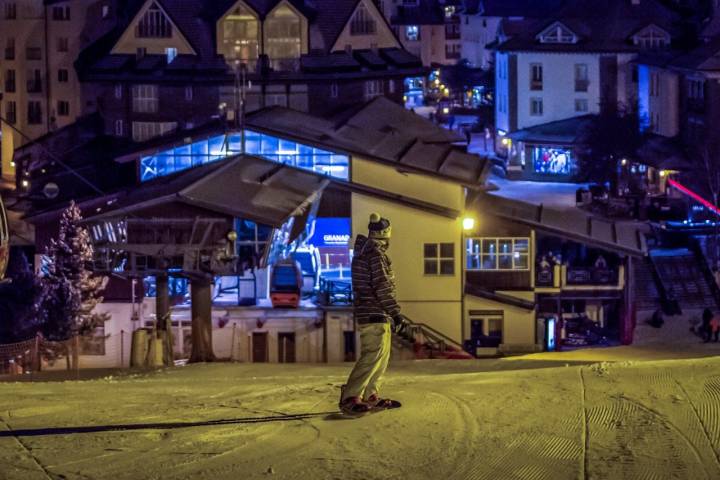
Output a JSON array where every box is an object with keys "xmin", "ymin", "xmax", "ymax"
[
  {"xmin": 246, "ymin": 97, "xmax": 490, "ymax": 186},
  {"xmin": 507, "ymin": 115, "xmax": 596, "ymax": 144},
  {"xmin": 474, "ymin": 194, "xmax": 648, "ymax": 256},
  {"xmin": 497, "ymin": 0, "xmax": 681, "ymax": 53},
  {"xmin": 477, "ymin": 0, "xmax": 564, "ymax": 18}
]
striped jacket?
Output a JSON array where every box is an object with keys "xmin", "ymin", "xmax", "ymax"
[{"xmin": 351, "ymin": 235, "xmax": 401, "ymax": 324}]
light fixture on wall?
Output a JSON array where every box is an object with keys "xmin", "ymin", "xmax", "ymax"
[{"xmin": 256, "ymin": 319, "xmax": 265, "ymax": 329}]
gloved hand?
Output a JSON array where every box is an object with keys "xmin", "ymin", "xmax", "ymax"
[{"xmin": 392, "ymin": 314, "xmax": 408, "ymax": 334}]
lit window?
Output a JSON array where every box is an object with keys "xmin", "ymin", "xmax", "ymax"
[
  {"xmin": 136, "ymin": 2, "xmax": 172, "ymax": 38},
  {"xmin": 165, "ymin": 47, "xmax": 177, "ymax": 63},
  {"xmin": 405, "ymin": 25, "xmax": 419, "ymax": 41},
  {"xmin": 424, "ymin": 243, "xmax": 455, "ymax": 275},
  {"xmin": 265, "ymin": 5, "xmax": 301, "ymax": 69},
  {"xmin": 132, "ymin": 84, "xmax": 158, "ymax": 113},
  {"xmin": 220, "ymin": 4, "xmax": 259, "ymax": 65},
  {"xmin": 466, "ymin": 238, "xmax": 529, "ymax": 271},
  {"xmin": 533, "ymin": 147, "xmax": 572, "ymax": 175},
  {"xmin": 444, "ymin": 6, "xmax": 455, "ymax": 18},
  {"xmin": 132, "ymin": 121, "xmax": 177, "ymax": 142}
]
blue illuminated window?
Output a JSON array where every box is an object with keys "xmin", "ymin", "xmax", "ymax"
[
  {"xmin": 532, "ymin": 146, "xmax": 572, "ymax": 175},
  {"xmin": 139, "ymin": 129, "xmax": 350, "ymax": 181}
]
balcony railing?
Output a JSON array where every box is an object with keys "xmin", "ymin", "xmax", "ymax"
[
  {"xmin": 535, "ymin": 264, "xmax": 624, "ymax": 289},
  {"xmin": 530, "ymin": 80, "xmax": 543, "ymax": 91}
]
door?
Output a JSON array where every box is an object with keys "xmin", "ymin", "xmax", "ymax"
[
  {"xmin": 278, "ymin": 332, "xmax": 296, "ymax": 363},
  {"xmin": 252, "ymin": 332, "xmax": 268, "ymax": 362}
]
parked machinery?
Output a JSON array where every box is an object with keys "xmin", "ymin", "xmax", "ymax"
[{"xmin": 269, "ymin": 259, "xmax": 303, "ymax": 308}]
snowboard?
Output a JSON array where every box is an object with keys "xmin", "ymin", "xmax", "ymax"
[{"xmin": 331, "ymin": 399, "xmax": 402, "ymax": 419}]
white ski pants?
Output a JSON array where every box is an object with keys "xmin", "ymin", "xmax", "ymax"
[{"xmin": 342, "ymin": 322, "xmax": 392, "ymax": 401}]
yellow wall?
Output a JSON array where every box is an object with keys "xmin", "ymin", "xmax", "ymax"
[
  {"xmin": 463, "ymin": 295, "xmax": 537, "ymax": 349},
  {"xmin": 332, "ymin": 0, "xmax": 400, "ymax": 52},
  {"xmin": 351, "ymin": 156, "xmax": 464, "ymax": 212},
  {"xmin": 1, "ymin": 124, "xmax": 16, "ymax": 180},
  {"xmin": 351, "ymin": 192, "xmax": 462, "ymax": 342},
  {"xmin": 111, "ymin": 0, "xmax": 196, "ymax": 55}
]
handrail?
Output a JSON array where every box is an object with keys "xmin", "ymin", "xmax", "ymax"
[{"xmin": 399, "ymin": 314, "xmax": 467, "ymax": 354}]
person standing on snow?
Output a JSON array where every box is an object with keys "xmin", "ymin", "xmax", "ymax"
[{"xmin": 339, "ymin": 213, "xmax": 407, "ymax": 414}]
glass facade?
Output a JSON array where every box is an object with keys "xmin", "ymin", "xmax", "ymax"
[
  {"xmin": 532, "ymin": 146, "xmax": 572, "ymax": 175},
  {"xmin": 139, "ymin": 129, "xmax": 350, "ymax": 182}
]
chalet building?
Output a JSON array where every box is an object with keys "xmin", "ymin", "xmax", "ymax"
[
  {"xmin": 494, "ymin": 0, "xmax": 681, "ymax": 181},
  {"xmin": 75, "ymin": 0, "xmax": 425, "ymax": 144},
  {"xmin": 459, "ymin": 0, "xmax": 564, "ymax": 70},
  {"xmin": 21, "ymin": 95, "xmax": 649, "ymax": 365},
  {"xmin": 0, "ymin": 0, "xmax": 118, "ymax": 180},
  {"xmin": 381, "ymin": 0, "xmax": 463, "ymax": 67}
]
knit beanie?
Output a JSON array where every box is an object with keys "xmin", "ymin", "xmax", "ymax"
[{"xmin": 368, "ymin": 213, "xmax": 391, "ymax": 239}]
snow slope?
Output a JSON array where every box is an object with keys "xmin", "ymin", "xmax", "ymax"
[{"xmin": 0, "ymin": 351, "xmax": 719, "ymax": 480}]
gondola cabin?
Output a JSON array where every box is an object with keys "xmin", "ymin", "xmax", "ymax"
[
  {"xmin": 269, "ymin": 260, "xmax": 303, "ymax": 308},
  {"xmin": 0, "ymin": 195, "xmax": 8, "ymax": 279}
]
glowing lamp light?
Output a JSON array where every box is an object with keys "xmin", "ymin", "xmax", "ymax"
[
  {"xmin": 659, "ymin": 170, "xmax": 668, "ymax": 177},
  {"xmin": 21, "ymin": 180, "xmax": 28, "ymax": 187},
  {"xmin": 501, "ymin": 138, "xmax": 509, "ymax": 146},
  {"xmin": 621, "ymin": 158, "xmax": 627, "ymax": 166},
  {"xmin": 462, "ymin": 217, "xmax": 475, "ymax": 231},
  {"xmin": 443, "ymin": 107, "xmax": 450, "ymax": 114},
  {"xmin": 497, "ymin": 129, "xmax": 507, "ymax": 137},
  {"xmin": 9, "ymin": 161, "xmax": 15, "ymax": 167}
]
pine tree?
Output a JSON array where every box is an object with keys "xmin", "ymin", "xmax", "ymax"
[{"xmin": 38, "ymin": 202, "xmax": 109, "ymax": 354}]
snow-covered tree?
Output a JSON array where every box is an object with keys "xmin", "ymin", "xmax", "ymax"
[
  {"xmin": 0, "ymin": 249, "xmax": 41, "ymax": 342},
  {"xmin": 38, "ymin": 202, "xmax": 109, "ymax": 356}
]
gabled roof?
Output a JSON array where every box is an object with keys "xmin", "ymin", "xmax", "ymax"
[
  {"xmin": 311, "ymin": 0, "xmax": 364, "ymax": 50},
  {"xmin": 497, "ymin": 0, "xmax": 681, "ymax": 53},
  {"xmin": 508, "ymin": 115, "xmax": 596, "ymax": 144},
  {"xmin": 246, "ymin": 97, "xmax": 490, "ymax": 187},
  {"xmin": 474, "ymin": 194, "xmax": 648, "ymax": 256},
  {"xmin": 477, "ymin": 0, "xmax": 564, "ymax": 18}
]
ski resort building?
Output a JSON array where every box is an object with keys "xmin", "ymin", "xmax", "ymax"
[{"xmin": 21, "ymin": 96, "xmax": 652, "ymax": 367}]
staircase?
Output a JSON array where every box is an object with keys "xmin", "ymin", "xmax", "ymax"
[
  {"xmin": 649, "ymin": 248, "xmax": 718, "ymax": 312},
  {"xmin": 393, "ymin": 317, "xmax": 474, "ymax": 360},
  {"xmin": 633, "ymin": 258, "xmax": 660, "ymax": 311}
]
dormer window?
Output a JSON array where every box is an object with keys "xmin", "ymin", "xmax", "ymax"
[
  {"xmin": 136, "ymin": 2, "xmax": 172, "ymax": 38},
  {"xmin": 633, "ymin": 26, "xmax": 669, "ymax": 50},
  {"xmin": 219, "ymin": 3, "xmax": 259, "ymax": 65},
  {"xmin": 350, "ymin": 4, "xmax": 376, "ymax": 36},
  {"xmin": 537, "ymin": 22, "xmax": 577, "ymax": 44}
]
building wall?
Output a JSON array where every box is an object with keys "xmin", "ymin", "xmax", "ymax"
[
  {"xmin": 637, "ymin": 64, "xmax": 680, "ymax": 137},
  {"xmin": 351, "ymin": 192, "xmax": 463, "ymax": 343},
  {"xmin": 460, "ymin": 14, "xmax": 501, "ymax": 69},
  {"xmin": 516, "ymin": 52, "xmax": 602, "ymax": 130},
  {"xmin": 111, "ymin": 0, "xmax": 196, "ymax": 55},
  {"xmin": 332, "ymin": 0, "xmax": 399, "ymax": 52},
  {"xmin": 495, "ymin": 52, "xmax": 509, "ymax": 134},
  {"xmin": 0, "ymin": 0, "xmax": 113, "ymax": 179},
  {"xmin": 463, "ymin": 295, "xmax": 537, "ymax": 351},
  {"xmin": 351, "ymin": 156, "xmax": 464, "ymax": 212}
]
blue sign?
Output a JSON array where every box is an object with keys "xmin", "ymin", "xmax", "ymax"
[{"xmin": 308, "ymin": 218, "xmax": 351, "ymax": 247}]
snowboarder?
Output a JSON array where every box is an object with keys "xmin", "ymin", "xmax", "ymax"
[{"xmin": 339, "ymin": 213, "xmax": 406, "ymax": 415}]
